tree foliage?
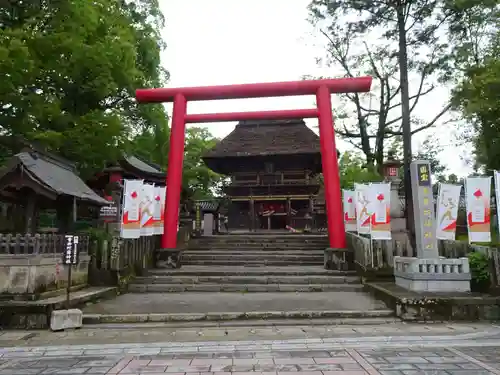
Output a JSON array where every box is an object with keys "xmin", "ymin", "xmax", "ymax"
[
  {"xmin": 182, "ymin": 127, "xmax": 224, "ymax": 201},
  {"xmin": 338, "ymin": 151, "xmax": 382, "ymax": 189},
  {"xmin": 0, "ymin": 0, "xmax": 169, "ymax": 177},
  {"xmin": 445, "ymin": 0, "xmax": 500, "ymax": 172},
  {"xmin": 308, "ymin": 0, "xmax": 451, "ymax": 170}
]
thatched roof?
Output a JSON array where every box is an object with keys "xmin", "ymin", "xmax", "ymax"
[{"xmin": 203, "ymin": 119, "xmax": 321, "ymax": 159}]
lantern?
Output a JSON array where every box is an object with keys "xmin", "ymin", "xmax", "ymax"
[{"xmin": 382, "ymin": 151, "xmax": 402, "ymax": 181}]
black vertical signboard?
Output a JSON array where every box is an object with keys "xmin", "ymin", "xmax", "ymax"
[{"xmin": 62, "ymin": 235, "xmax": 80, "ymax": 309}]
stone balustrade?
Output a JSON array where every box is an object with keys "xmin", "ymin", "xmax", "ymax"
[
  {"xmin": 394, "ymin": 256, "xmax": 471, "ymax": 292},
  {"xmin": 394, "ymin": 257, "xmax": 470, "ymax": 275}
]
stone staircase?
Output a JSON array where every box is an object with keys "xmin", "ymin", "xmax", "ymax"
[
  {"xmin": 182, "ymin": 234, "xmax": 327, "ymax": 266},
  {"xmin": 85, "ymin": 233, "xmax": 394, "ymax": 324},
  {"xmin": 129, "ymin": 234, "xmax": 359, "ymax": 293}
]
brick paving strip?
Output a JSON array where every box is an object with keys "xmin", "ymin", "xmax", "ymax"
[
  {"xmin": 1, "ymin": 324, "xmax": 500, "ymax": 374},
  {"xmin": 448, "ymin": 347, "xmax": 500, "ymax": 375},
  {"xmin": 1, "ymin": 334, "xmax": 500, "ymax": 374}
]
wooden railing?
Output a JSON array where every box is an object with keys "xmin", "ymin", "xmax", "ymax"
[
  {"xmin": 90, "ymin": 235, "xmax": 159, "ymax": 272},
  {"xmin": 0, "ymin": 233, "xmax": 90, "ymax": 255},
  {"xmin": 346, "ymin": 232, "xmax": 413, "ymax": 271}
]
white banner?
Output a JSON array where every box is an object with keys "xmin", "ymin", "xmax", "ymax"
[
  {"xmin": 153, "ymin": 186, "xmax": 163, "ymax": 235},
  {"xmin": 355, "ymin": 183, "xmax": 370, "ymax": 234},
  {"xmin": 140, "ymin": 184, "xmax": 155, "ymax": 237},
  {"xmin": 120, "ymin": 179, "xmax": 143, "ymax": 239},
  {"xmin": 436, "ymin": 183, "xmax": 461, "ymax": 240},
  {"xmin": 367, "ymin": 183, "xmax": 391, "ymax": 240},
  {"xmin": 342, "ymin": 190, "xmax": 357, "ymax": 232},
  {"xmin": 495, "ymin": 171, "xmax": 500, "ymax": 240},
  {"xmin": 465, "ymin": 176, "xmax": 492, "ymax": 243}
]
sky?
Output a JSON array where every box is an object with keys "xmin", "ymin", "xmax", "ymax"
[{"xmin": 159, "ymin": 0, "xmax": 473, "ymax": 177}]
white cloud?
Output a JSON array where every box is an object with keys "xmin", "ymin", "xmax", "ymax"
[{"xmin": 159, "ymin": 0, "xmax": 473, "ymax": 177}]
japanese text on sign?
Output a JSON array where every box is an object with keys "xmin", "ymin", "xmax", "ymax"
[
  {"xmin": 63, "ymin": 235, "xmax": 80, "ymax": 265},
  {"xmin": 410, "ymin": 160, "xmax": 438, "ymax": 258},
  {"xmin": 418, "ymin": 164, "xmax": 431, "ymax": 186}
]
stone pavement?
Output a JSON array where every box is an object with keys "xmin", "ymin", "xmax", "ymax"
[
  {"xmin": 82, "ymin": 292, "xmax": 388, "ymax": 315},
  {"xmin": 2, "ymin": 323, "xmax": 500, "ymax": 374}
]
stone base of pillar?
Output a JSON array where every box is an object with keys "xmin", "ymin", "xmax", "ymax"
[
  {"xmin": 324, "ymin": 248, "xmax": 354, "ymax": 271},
  {"xmin": 394, "ymin": 256, "xmax": 471, "ymax": 292}
]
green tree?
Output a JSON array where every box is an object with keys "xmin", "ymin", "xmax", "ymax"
[
  {"xmin": 387, "ymin": 134, "xmax": 449, "ymax": 182},
  {"xmin": 0, "ymin": 0, "xmax": 168, "ymax": 177},
  {"xmin": 129, "ymin": 109, "xmax": 170, "ymax": 168},
  {"xmin": 182, "ymin": 127, "xmax": 224, "ymax": 200},
  {"xmin": 338, "ymin": 151, "xmax": 382, "ymax": 189},
  {"xmin": 445, "ymin": 1, "xmax": 500, "ymax": 172}
]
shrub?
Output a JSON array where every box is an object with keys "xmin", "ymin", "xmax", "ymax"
[{"xmin": 468, "ymin": 251, "xmax": 491, "ymax": 292}]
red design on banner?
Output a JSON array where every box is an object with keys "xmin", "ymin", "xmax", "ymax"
[
  {"xmin": 474, "ymin": 189, "xmax": 483, "ymax": 198},
  {"xmin": 155, "ymin": 195, "xmax": 161, "ymax": 201},
  {"xmin": 443, "ymin": 221, "xmax": 457, "ymax": 231},
  {"xmin": 131, "ymin": 191, "xmax": 138, "ymax": 199},
  {"xmin": 347, "ymin": 197, "xmax": 353, "ymax": 203},
  {"xmin": 123, "ymin": 211, "xmax": 136, "ymax": 223},
  {"xmin": 377, "ymin": 193, "xmax": 384, "ymax": 201},
  {"xmin": 467, "ymin": 211, "xmax": 491, "ymax": 226}
]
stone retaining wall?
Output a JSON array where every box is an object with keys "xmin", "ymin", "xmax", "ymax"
[{"xmin": 0, "ymin": 253, "xmax": 90, "ymax": 299}]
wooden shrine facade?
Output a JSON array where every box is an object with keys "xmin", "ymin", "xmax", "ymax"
[{"xmin": 203, "ymin": 119, "xmax": 333, "ymax": 231}]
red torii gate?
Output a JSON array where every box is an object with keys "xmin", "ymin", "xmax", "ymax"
[{"xmin": 136, "ymin": 77, "xmax": 372, "ymax": 250}]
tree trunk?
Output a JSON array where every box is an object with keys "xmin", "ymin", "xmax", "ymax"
[{"xmin": 396, "ymin": 2, "xmax": 416, "ymax": 253}]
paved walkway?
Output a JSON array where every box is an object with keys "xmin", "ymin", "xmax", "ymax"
[
  {"xmin": 82, "ymin": 292, "xmax": 387, "ymax": 315},
  {"xmin": 1, "ymin": 323, "xmax": 500, "ymax": 374}
]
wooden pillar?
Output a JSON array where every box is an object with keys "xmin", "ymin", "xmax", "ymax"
[
  {"xmin": 309, "ymin": 195, "xmax": 315, "ymax": 231},
  {"xmin": 56, "ymin": 197, "xmax": 72, "ymax": 233},
  {"xmin": 286, "ymin": 197, "xmax": 291, "ymax": 227},
  {"xmin": 249, "ymin": 196, "xmax": 255, "ymax": 232},
  {"xmin": 24, "ymin": 191, "xmax": 37, "ymax": 234}
]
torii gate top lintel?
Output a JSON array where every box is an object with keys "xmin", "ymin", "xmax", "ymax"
[{"xmin": 136, "ymin": 76, "xmax": 372, "ymax": 103}]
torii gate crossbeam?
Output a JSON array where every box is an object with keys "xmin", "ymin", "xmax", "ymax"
[{"xmin": 136, "ymin": 77, "xmax": 372, "ymax": 250}]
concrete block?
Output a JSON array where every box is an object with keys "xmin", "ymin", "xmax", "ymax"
[{"xmin": 50, "ymin": 309, "xmax": 83, "ymax": 331}]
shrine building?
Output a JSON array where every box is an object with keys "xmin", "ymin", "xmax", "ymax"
[{"xmin": 203, "ymin": 119, "xmax": 337, "ymax": 231}]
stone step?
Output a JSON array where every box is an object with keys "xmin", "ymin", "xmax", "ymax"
[
  {"xmin": 193, "ymin": 234, "xmax": 327, "ymax": 238},
  {"xmin": 147, "ymin": 266, "xmax": 352, "ymax": 277},
  {"xmin": 190, "ymin": 238, "xmax": 328, "ymax": 244},
  {"xmin": 83, "ymin": 316, "xmax": 400, "ymax": 329},
  {"xmin": 134, "ymin": 275, "xmax": 359, "ymax": 285},
  {"xmin": 82, "ymin": 291, "xmax": 392, "ymax": 324},
  {"xmin": 184, "ymin": 250, "xmax": 325, "ymax": 255},
  {"xmin": 128, "ymin": 283, "xmax": 364, "ymax": 293},
  {"xmin": 83, "ymin": 309, "xmax": 394, "ymax": 324},
  {"xmin": 183, "ymin": 251, "xmax": 324, "ymax": 262},
  {"xmin": 188, "ymin": 245, "xmax": 328, "ymax": 250},
  {"xmin": 183, "ymin": 260, "xmax": 324, "ymax": 266},
  {"xmin": 191, "ymin": 237, "xmax": 328, "ymax": 246}
]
